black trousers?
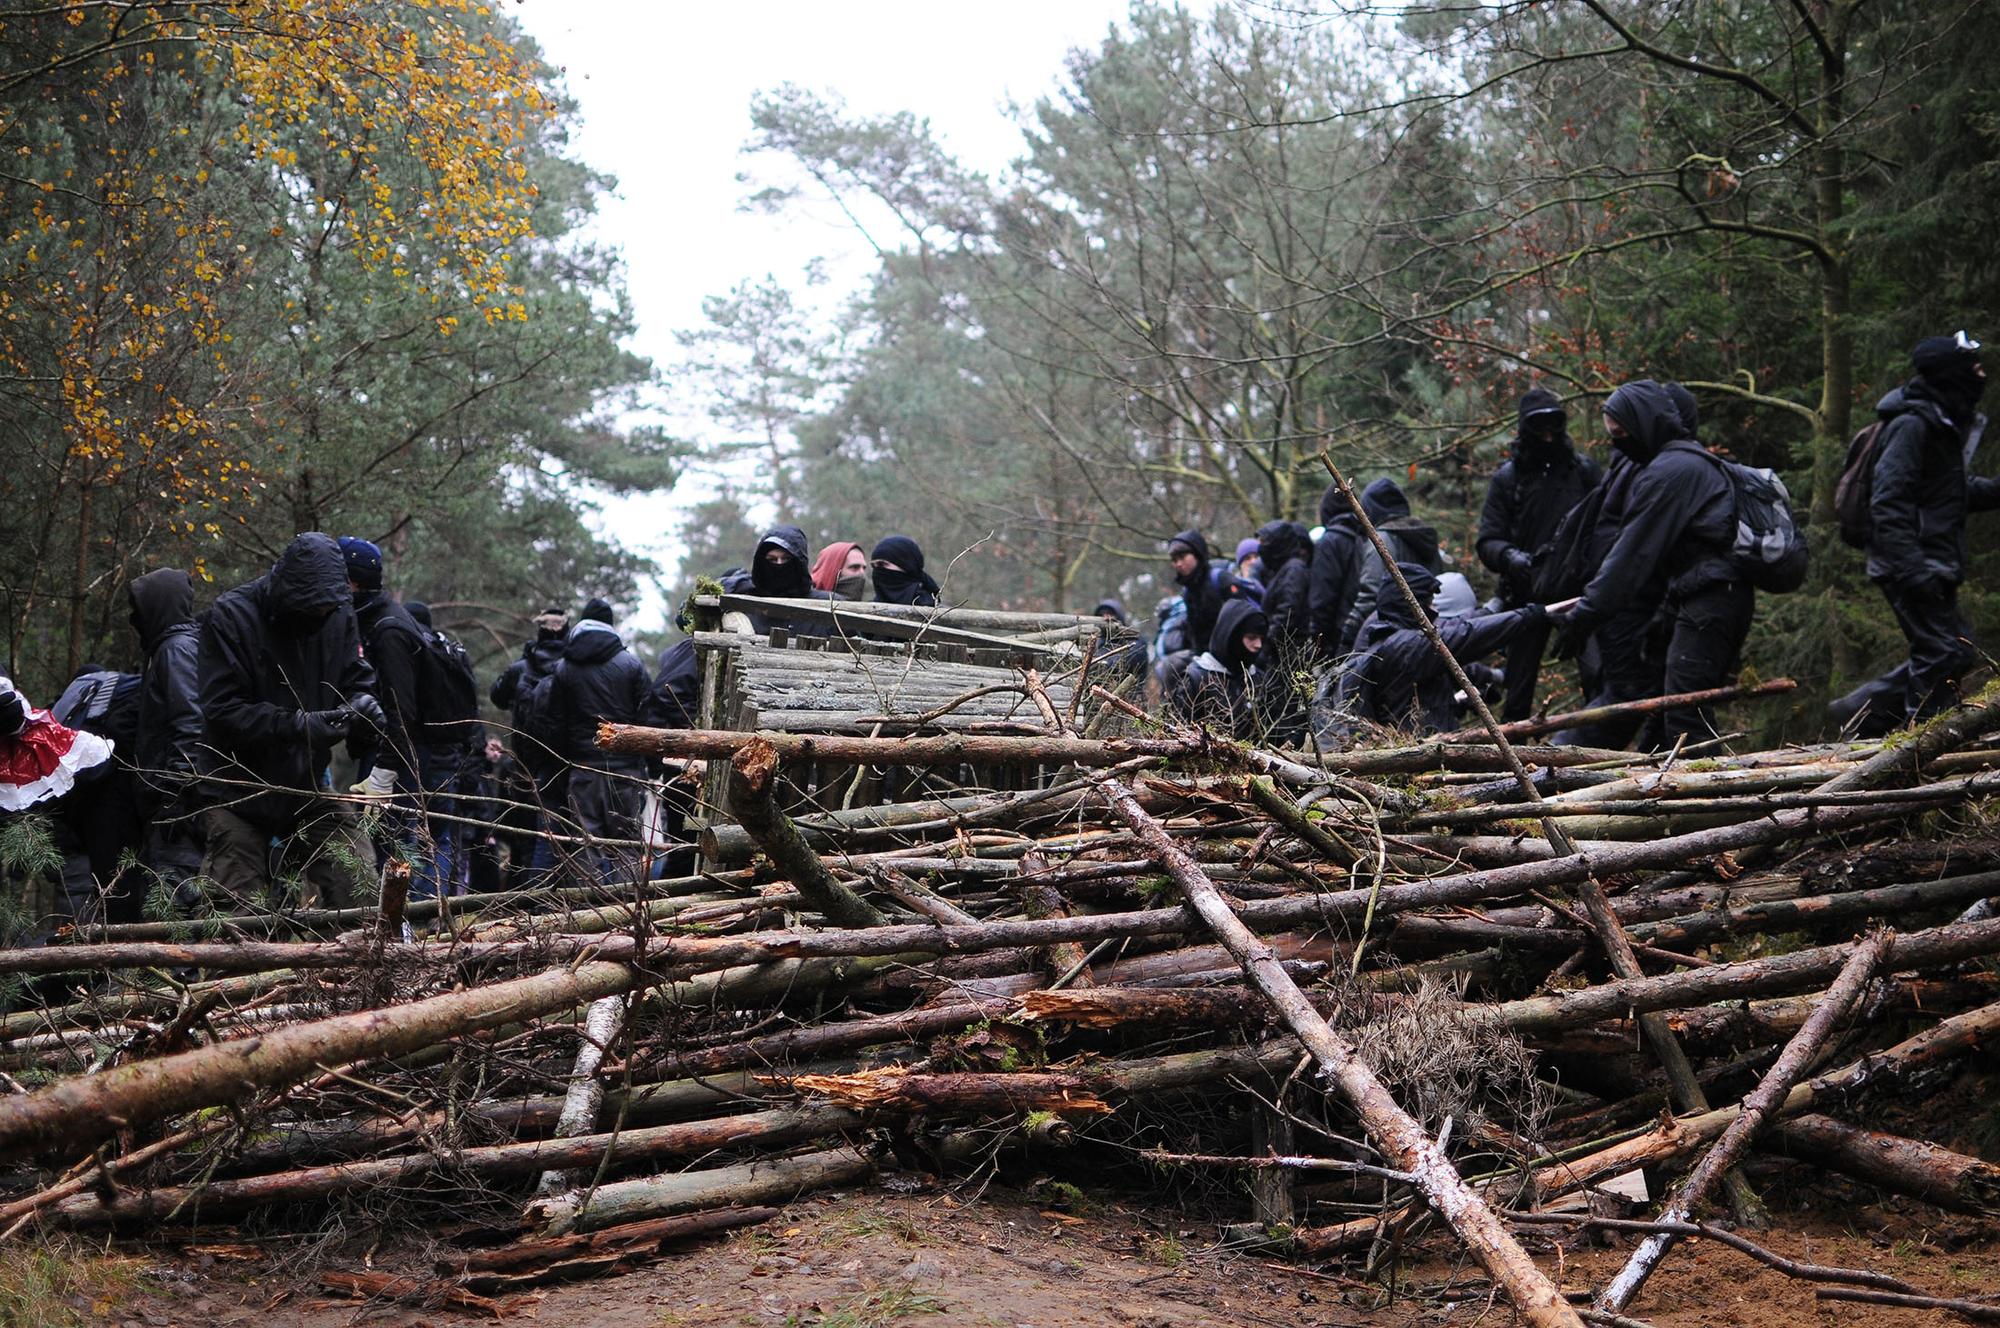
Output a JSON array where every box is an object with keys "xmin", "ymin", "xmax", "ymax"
[
  {"xmin": 1500, "ymin": 614, "xmax": 1552, "ymax": 722},
  {"xmin": 1835, "ymin": 581, "xmax": 1977, "ymax": 735},
  {"xmin": 1654, "ymin": 580, "xmax": 1755, "ymax": 749}
]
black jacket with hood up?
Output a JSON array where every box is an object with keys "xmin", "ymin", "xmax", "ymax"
[
  {"xmin": 720, "ymin": 525, "xmax": 837, "ymax": 634},
  {"xmin": 1865, "ymin": 377, "xmax": 2000, "ymax": 589},
  {"xmin": 1477, "ymin": 388, "xmax": 1602, "ymax": 605},
  {"xmin": 1343, "ymin": 479, "xmax": 1443, "ymax": 654},
  {"xmin": 1255, "ymin": 520, "xmax": 1313, "ymax": 662},
  {"xmin": 1170, "ymin": 597, "xmax": 1267, "ymax": 738},
  {"xmin": 128, "ymin": 567, "xmax": 202, "ymax": 810},
  {"xmin": 1577, "ymin": 380, "xmax": 1737, "ymax": 623},
  {"xmin": 1336, "ymin": 564, "xmax": 1541, "ymax": 736},
  {"xmin": 196, "ymin": 533, "xmax": 378, "ymax": 830},
  {"xmin": 1308, "ymin": 483, "xmax": 1365, "ymax": 659},
  {"xmin": 544, "ymin": 618, "xmax": 648, "ymax": 768}
]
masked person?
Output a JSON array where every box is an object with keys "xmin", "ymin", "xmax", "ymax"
[
  {"xmin": 196, "ymin": 533, "xmax": 381, "ymax": 909},
  {"xmin": 1252, "ymin": 520, "xmax": 1313, "ymax": 743},
  {"xmin": 127, "ymin": 567, "xmax": 205, "ymax": 909},
  {"xmin": 1833, "ymin": 333, "xmax": 1997, "ymax": 734},
  {"xmin": 1342, "ymin": 479, "xmax": 1443, "ymax": 656},
  {"xmin": 811, "ymin": 541, "xmax": 869, "ymax": 601},
  {"xmin": 1476, "ymin": 387, "xmax": 1601, "ymax": 720},
  {"xmin": 1170, "ymin": 598, "xmax": 1269, "ymax": 739},
  {"xmin": 871, "ymin": 535, "xmax": 942, "ymax": 607},
  {"xmin": 1308, "ymin": 481, "xmax": 1368, "ymax": 664},
  {"xmin": 1332, "ymin": 564, "xmax": 1546, "ymax": 738},
  {"xmin": 1556, "ymin": 380, "xmax": 1749, "ymax": 750},
  {"xmin": 539, "ymin": 598, "xmax": 648, "ymax": 884},
  {"xmin": 720, "ymin": 526, "xmax": 838, "ymax": 634}
]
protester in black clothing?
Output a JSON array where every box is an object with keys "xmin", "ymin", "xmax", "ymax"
[
  {"xmin": 1343, "ymin": 479, "xmax": 1442, "ymax": 655},
  {"xmin": 720, "ymin": 526, "xmax": 838, "ymax": 634},
  {"xmin": 540, "ymin": 598, "xmax": 648, "ymax": 882},
  {"xmin": 1833, "ymin": 333, "xmax": 1996, "ymax": 734},
  {"xmin": 48, "ymin": 664, "xmax": 145, "ymax": 925},
  {"xmin": 1332, "ymin": 563, "xmax": 1546, "ymax": 738},
  {"xmin": 1089, "ymin": 598, "xmax": 1150, "ymax": 689},
  {"xmin": 196, "ymin": 533, "xmax": 380, "ymax": 908},
  {"xmin": 1476, "ymin": 387, "xmax": 1602, "ymax": 721},
  {"xmin": 1255, "ymin": 520, "xmax": 1313, "ymax": 667},
  {"xmin": 492, "ymin": 607, "xmax": 567, "ymax": 773},
  {"xmin": 1308, "ymin": 482, "xmax": 1366, "ymax": 662},
  {"xmin": 871, "ymin": 535, "xmax": 942, "ymax": 607},
  {"xmin": 1170, "ymin": 597, "xmax": 1267, "ymax": 738},
  {"xmin": 1557, "ymin": 380, "xmax": 1748, "ymax": 750},
  {"xmin": 127, "ymin": 567, "xmax": 205, "ymax": 905}
]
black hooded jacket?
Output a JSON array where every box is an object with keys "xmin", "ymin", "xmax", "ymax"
[
  {"xmin": 641, "ymin": 639, "xmax": 702, "ymax": 731},
  {"xmin": 544, "ymin": 619, "xmax": 647, "ymax": 768},
  {"xmin": 1477, "ymin": 390, "xmax": 1602, "ymax": 606},
  {"xmin": 1579, "ymin": 380, "xmax": 1737, "ymax": 622},
  {"xmin": 1344, "ymin": 479, "xmax": 1443, "ymax": 654},
  {"xmin": 1309, "ymin": 482, "xmax": 1366, "ymax": 659},
  {"xmin": 491, "ymin": 637, "xmax": 565, "ymax": 712},
  {"xmin": 1170, "ymin": 529, "xmax": 1226, "ymax": 654},
  {"xmin": 1255, "ymin": 520, "xmax": 1313, "ymax": 661},
  {"xmin": 720, "ymin": 525, "xmax": 837, "ymax": 633},
  {"xmin": 1170, "ymin": 597, "xmax": 1267, "ymax": 738},
  {"xmin": 1865, "ymin": 378, "xmax": 2000, "ymax": 588},
  {"xmin": 196, "ymin": 533, "xmax": 377, "ymax": 830},
  {"xmin": 1337, "ymin": 564, "xmax": 1540, "ymax": 736},
  {"xmin": 871, "ymin": 535, "xmax": 942, "ymax": 607},
  {"xmin": 128, "ymin": 567, "xmax": 201, "ymax": 809},
  {"xmin": 353, "ymin": 590, "xmax": 426, "ymax": 779}
]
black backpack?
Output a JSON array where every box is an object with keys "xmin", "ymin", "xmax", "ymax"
[
  {"xmin": 1532, "ymin": 484, "xmax": 1610, "ymax": 603},
  {"xmin": 414, "ymin": 625, "xmax": 481, "ymax": 744}
]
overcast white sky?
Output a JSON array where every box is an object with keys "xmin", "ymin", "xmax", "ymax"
[{"xmin": 513, "ymin": 0, "xmax": 1144, "ymax": 625}]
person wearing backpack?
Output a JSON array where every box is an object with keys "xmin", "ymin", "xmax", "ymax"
[
  {"xmin": 1341, "ymin": 479, "xmax": 1444, "ymax": 657},
  {"xmin": 1831, "ymin": 333, "xmax": 1995, "ymax": 734},
  {"xmin": 1555, "ymin": 380, "xmax": 1752, "ymax": 750},
  {"xmin": 1477, "ymin": 387, "xmax": 1602, "ymax": 720},
  {"xmin": 408, "ymin": 601, "xmax": 482, "ymax": 895},
  {"xmin": 540, "ymin": 597, "xmax": 648, "ymax": 884},
  {"xmin": 48, "ymin": 664, "xmax": 145, "ymax": 925},
  {"xmin": 341, "ymin": 537, "xmax": 449, "ymax": 898},
  {"xmin": 127, "ymin": 567, "xmax": 205, "ymax": 911}
]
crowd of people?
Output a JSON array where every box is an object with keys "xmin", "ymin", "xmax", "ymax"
[
  {"xmin": 0, "ymin": 527, "xmax": 955, "ymax": 927},
  {"xmin": 0, "ymin": 335, "xmax": 1987, "ymax": 926},
  {"xmin": 1154, "ymin": 337, "xmax": 1992, "ymax": 755}
]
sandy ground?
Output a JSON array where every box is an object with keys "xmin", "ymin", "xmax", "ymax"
[{"xmin": 83, "ymin": 1180, "xmax": 2000, "ymax": 1328}]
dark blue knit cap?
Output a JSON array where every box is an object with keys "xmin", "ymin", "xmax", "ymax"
[{"xmin": 338, "ymin": 536, "xmax": 382, "ymax": 589}]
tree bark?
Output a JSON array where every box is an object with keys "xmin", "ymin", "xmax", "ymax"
[
  {"xmin": 528, "ymin": 1145, "xmax": 873, "ymax": 1236},
  {"xmin": 1770, "ymin": 1114, "xmax": 2000, "ymax": 1216},
  {"xmin": 727, "ymin": 736, "xmax": 887, "ymax": 928}
]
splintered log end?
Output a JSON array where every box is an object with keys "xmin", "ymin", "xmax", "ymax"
[{"xmin": 732, "ymin": 736, "xmax": 780, "ymax": 795}]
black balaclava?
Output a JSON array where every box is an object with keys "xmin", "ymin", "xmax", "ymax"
[
  {"xmin": 1600, "ymin": 379, "xmax": 1681, "ymax": 465},
  {"xmin": 1912, "ymin": 333, "xmax": 1987, "ymax": 423},
  {"xmin": 749, "ymin": 526, "xmax": 813, "ymax": 598},
  {"xmin": 1516, "ymin": 386, "xmax": 1568, "ymax": 463},
  {"xmin": 871, "ymin": 534, "xmax": 941, "ymax": 606},
  {"xmin": 269, "ymin": 533, "xmax": 349, "ymax": 635},
  {"xmin": 128, "ymin": 567, "xmax": 196, "ymax": 653},
  {"xmin": 1255, "ymin": 519, "xmax": 1306, "ymax": 570}
]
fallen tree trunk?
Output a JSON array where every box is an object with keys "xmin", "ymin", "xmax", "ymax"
[
  {"xmin": 1769, "ymin": 1114, "xmax": 2000, "ymax": 1216},
  {"xmin": 727, "ymin": 736, "xmax": 887, "ymax": 928},
  {"xmin": 1438, "ymin": 679, "xmax": 1798, "ymax": 744},
  {"xmin": 529, "ymin": 1145, "xmax": 874, "ymax": 1236}
]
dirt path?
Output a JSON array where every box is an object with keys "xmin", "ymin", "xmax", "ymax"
[{"xmin": 92, "ymin": 1184, "xmax": 2000, "ymax": 1328}]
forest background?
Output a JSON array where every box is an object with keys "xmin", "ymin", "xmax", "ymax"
[{"xmin": 4, "ymin": 0, "xmax": 1997, "ymax": 742}]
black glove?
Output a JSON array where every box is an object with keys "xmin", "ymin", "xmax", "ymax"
[
  {"xmin": 299, "ymin": 708, "xmax": 352, "ymax": 746},
  {"xmin": 345, "ymin": 692, "xmax": 387, "ymax": 733},
  {"xmin": 1516, "ymin": 602, "xmax": 1548, "ymax": 628},
  {"xmin": 1552, "ymin": 608, "xmax": 1597, "ymax": 661},
  {"xmin": 1504, "ymin": 548, "xmax": 1535, "ymax": 580}
]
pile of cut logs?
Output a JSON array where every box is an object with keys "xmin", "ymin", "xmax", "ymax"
[{"xmin": 2, "ymin": 666, "xmax": 2000, "ymax": 1326}]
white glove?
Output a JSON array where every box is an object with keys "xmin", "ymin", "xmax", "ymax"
[{"xmin": 349, "ymin": 767, "xmax": 398, "ymax": 801}]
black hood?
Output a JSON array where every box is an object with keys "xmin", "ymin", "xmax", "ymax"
[
  {"xmin": 523, "ymin": 636, "xmax": 566, "ymax": 672},
  {"xmin": 872, "ymin": 534, "xmax": 941, "ymax": 606},
  {"xmin": 1169, "ymin": 529, "xmax": 1213, "ymax": 585},
  {"xmin": 563, "ymin": 618, "xmax": 626, "ymax": 666},
  {"xmin": 1360, "ymin": 478, "xmax": 1410, "ymax": 523},
  {"xmin": 750, "ymin": 525, "xmax": 813, "ymax": 598},
  {"xmin": 1515, "ymin": 386, "xmax": 1571, "ymax": 463},
  {"xmin": 1317, "ymin": 481, "xmax": 1357, "ymax": 530},
  {"xmin": 128, "ymin": 567, "xmax": 195, "ymax": 652},
  {"xmin": 1374, "ymin": 562, "xmax": 1440, "ymax": 630},
  {"xmin": 266, "ymin": 532, "xmax": 350, "ymax": 621},
  {"xmin": 1094, "ymin": 597, "xmax": 1129, "ymax": 624},
  {"xmin": 1665, "ymin": 383, "xmax": 1700, "ymax": 439},
  {"xmin": 1256, "ymin": 519, "xmax": 1309, "ymax": 569},
  {"xmin": 1601, "ymin": 379, "xmax": 1684, "ymax": 464},
  {"xmin": 1898, "ymin": 376, "xmax": 1981, "ymax": 434},
  {"xmin": 1209, "ymin": 597, "xmax": 1268, "ymax": 673}
]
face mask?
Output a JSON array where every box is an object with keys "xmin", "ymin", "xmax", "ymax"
[{"xmin": 834, "ymin": 570, "xmax": 868, "ymax": 601}]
